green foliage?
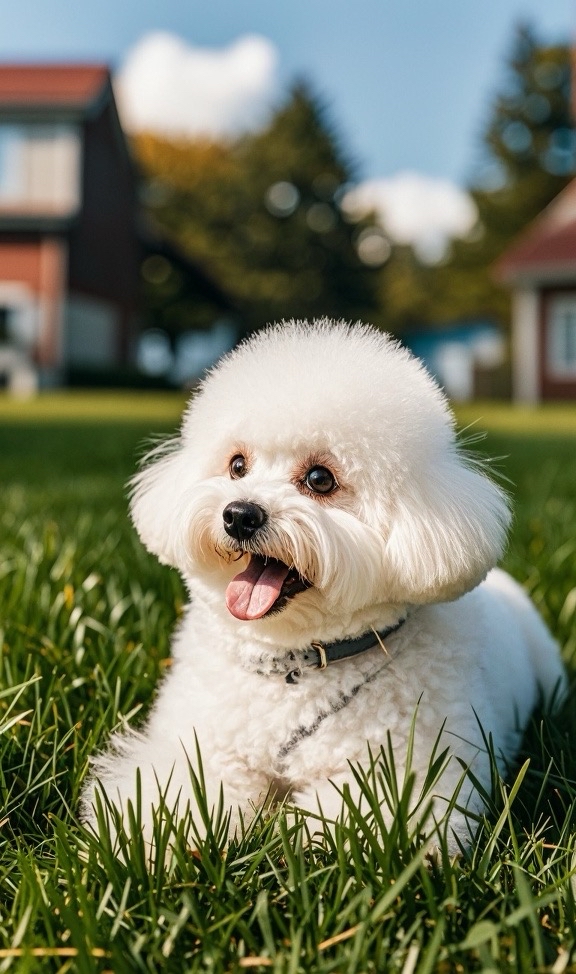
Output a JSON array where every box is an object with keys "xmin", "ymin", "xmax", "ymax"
[
  {"xmin": 0, "ymin": 398, "xmax": 576, "ymax": 971},
  {"xmin": 474, "ymin": 23, "xmax": 573, "ymax": 231},
  {"xmin": 442, "ymin": 23, "xmax": 574, "ymax": 324},
  {"xmin": 136, "ymin": 82, "xmax": 382, "ymax": 336},
  {"xmin": 134, "ymin": 26, "xmax": 576, "ymax": 342},
  {"xmin": 379, "ymin": 24, "xmax": 576, "ymax": 334}
]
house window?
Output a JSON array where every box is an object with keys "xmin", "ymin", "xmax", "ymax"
[
  {"xmin": 0, "ymin": 123, "xmax": 81, "ymax": 214},
  {"xmin": 0, "ymin": 294, "xmax": 37, "ymax": 349},
  {"xmin": 548, "ymin": 296, "xmax": 576, "ymax": 378}
]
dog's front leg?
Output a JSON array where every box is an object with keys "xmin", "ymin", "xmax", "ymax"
[
  {"xmin": 291, "ymin": 771, "xmax": 377, "ymax": 831},
  {"xmin": 291, "ymin": 760, "xmax": 482, "ymax": 856},
  {"xmin": 83, "ymin": 727, "xmax": 268, "ymax": 860}
]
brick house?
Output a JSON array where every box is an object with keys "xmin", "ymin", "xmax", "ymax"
[
  {"xmin": 0, "ymin": 64, "xmax": 145, "ymax": 391},
  {"xmin": 497, "ymin": 178, "xmax": 576, "ymax": 402}
]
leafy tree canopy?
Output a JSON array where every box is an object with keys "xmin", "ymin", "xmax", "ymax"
[
  {"xmin": 134, "ymin": 82, "xmax": 383, "ymax": 337},
  {"xmin": 134, "ymin": 26, "xmax": 574, "ymax": 341},
  {"xmin": 380, "ymin": 23, "xmax": 575, "ymax": 334}
]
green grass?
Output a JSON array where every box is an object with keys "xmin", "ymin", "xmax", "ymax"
[{"xmin": 1, "ymin": 393, "xmax": 576, "ymax": 972}]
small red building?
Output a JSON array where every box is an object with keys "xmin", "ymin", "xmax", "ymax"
[
  {"xmin": 497, "ymin": 178, "xmax": 576, "ymax": 402},
  {"xmin": 0, "ymin": 64, "xmax": 140, "ymax": 391}
]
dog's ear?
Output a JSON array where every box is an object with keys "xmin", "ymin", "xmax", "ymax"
[
  {"xmin": 383, "ymin": 452, "xmax": 510, "ymax": 603},
  {"xmin": 129, "ymin": 442, "xmax": 191, "ymax": 569}
]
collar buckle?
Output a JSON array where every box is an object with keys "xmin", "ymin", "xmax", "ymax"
[
  {"xmin": 281, "ymin": 617, "xmax": 407, "ymax": 685},
  {"xmin": 310, "ymin": 640, "xmax": 328, "ymax": 669}
]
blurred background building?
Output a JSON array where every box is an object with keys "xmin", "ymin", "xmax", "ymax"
[
  {"xmin": 0, "ymin": 65, "xmax": 138, "ymax": 392},
  {"xmin": 0, "ymin": 22, "xmax": 575, "ymax": 399},
  {"xmin": 498, "ymin": 177, "xmax": 576, "ymax": 402}
]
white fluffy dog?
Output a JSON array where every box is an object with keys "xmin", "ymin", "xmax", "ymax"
[{"xmin": 83, "ymin": 319, "xmax": 566, "ymax": 852}]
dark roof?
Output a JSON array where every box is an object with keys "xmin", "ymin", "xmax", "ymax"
[
  {"xmin": 496, "ymin": 178, "xmax": 576, "ymax": 285},
  {"xmin": 0, "ymin": 64, "xmax": 109, "ymax": 115}
]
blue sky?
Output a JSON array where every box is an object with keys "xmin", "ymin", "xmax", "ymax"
[
  {"xmin": 2, "ymin": 0, "xmax": 575, "ymax": 249},
  {"xmin": 2, "ymin": 0, "xmax": 574, "ymax": 182}
]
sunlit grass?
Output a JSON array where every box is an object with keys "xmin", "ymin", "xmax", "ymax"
[
  {"xmin": 455, "ymin": 400, "xmax": 576, "ymax": 436},
  {"xmin": 0, "ymin": 390, "xmax": 187, "ymax": 422},
  {"xmin": 3, "ymin": 390, "xmax": 576, "ymax": 431},
  {"xmin": 0, "ymin": 398, "xmax": 575, "ymax": 971}
]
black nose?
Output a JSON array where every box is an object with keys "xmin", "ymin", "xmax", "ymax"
[{"xmin": 223, "ymin": 501, "xmax": 267, "ymax": 542}]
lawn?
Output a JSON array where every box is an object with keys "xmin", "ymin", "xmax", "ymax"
[{"xmin": 0, "ymin": 393, "xmax": 575, "ymax": 973}]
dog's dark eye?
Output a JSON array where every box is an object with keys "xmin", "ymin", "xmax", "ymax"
[
  {"xmin": 229, "ymin": 454, "xmax": 247, "ymax": 479},
  {"xmin": 305, "ymin": 465, "xmax": 337, "ymax": 495}
]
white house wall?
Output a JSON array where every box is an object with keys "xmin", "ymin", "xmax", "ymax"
[{"xmin": 511, "ymin": 288, "xmax": 540, "ymax": 404}]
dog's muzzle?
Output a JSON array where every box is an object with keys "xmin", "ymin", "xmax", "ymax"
[
  {"xmin": 222, "ymin": 501, "xmax": 267, "ymax": 543},
  {"xmin": 221, "ymin": 502, "xmax": 311, "ymax": 621}
]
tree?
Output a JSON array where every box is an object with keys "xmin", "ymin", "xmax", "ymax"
[
  {"xmin": 136, "ymin": 138, "xmax": 243, "ymax": 335},
  {"xmin": 472, "ymin": 23, "xmax": 574, "ymax": 239},
  {"xmin": 134, "ymin": 83, "xmax": 383, "ymax": 337},
  {"xmin": 377, "ymin": 24, "xmax": 576, "ymax": 333}
]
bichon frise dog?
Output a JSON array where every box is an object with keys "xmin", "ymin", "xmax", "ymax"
[{"xmin": 82, "ymin": 319, "xmax": 566, "ymax": 852}]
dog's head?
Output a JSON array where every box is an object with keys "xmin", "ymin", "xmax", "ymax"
[{"xmin": 130, "ymin": 320, "xmax": 509, "ymax": 643}]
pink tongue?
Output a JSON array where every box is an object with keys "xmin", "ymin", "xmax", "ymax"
[{"xmin": 226, "ymin": 556, "xmax": 291, "ymax": 620}]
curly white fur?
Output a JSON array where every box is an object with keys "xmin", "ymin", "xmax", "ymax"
[{"xmin": 82, "ymin": 319, "xmax": 566, "ymax": 853}]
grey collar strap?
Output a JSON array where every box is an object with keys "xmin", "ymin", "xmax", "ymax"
[{"xmin": 285, "ymin": 618, "xmax": 406, "ymax": 685}]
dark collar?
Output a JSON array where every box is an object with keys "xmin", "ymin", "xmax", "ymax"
[{"xmin": 285, "ymin": 617, "xmax": 406, "ymax": 684}]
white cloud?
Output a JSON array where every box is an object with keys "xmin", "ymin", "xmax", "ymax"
[
  {"xmin": 114, "ymin": 31, "xmax": 278, "ymax": 139},
  {"xmin": 342, "ymin": 172, "xmax": 477, "ymax": 261}
]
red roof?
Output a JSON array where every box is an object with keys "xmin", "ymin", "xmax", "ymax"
[
  {"xmin": 496, "ymin": 178, "xmax": 576, "ymax": 285},
  {"xmin": 0, "ymin": 64, "xmax": 109, "ymax": 110}
]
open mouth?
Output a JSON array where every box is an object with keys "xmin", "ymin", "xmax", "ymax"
[{"xmin": 225, "ymin": 554, "xmax": 311, "ymax": 621}]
